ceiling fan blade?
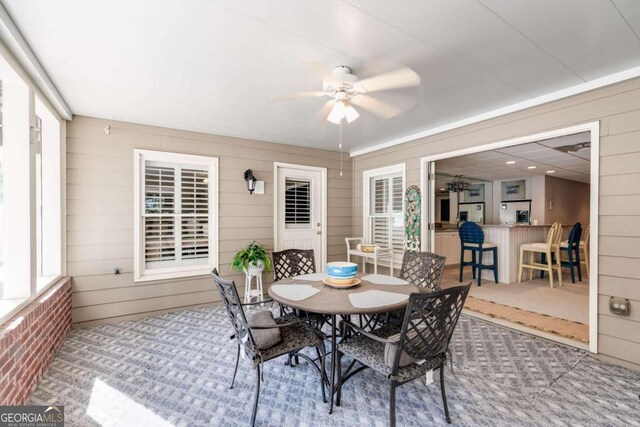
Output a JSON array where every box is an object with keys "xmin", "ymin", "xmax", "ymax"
[
  {"xmin": 355, "ymin": 67, "xmax": 420, "ymax": 93},
  {"xmin": 352, "ymin": 94, "xmax": 402, "ymax": 119},
  {"xmin": 315, "ymin": 99, "xmax": 336, "ymax": 123},
  {"xmin": 268, "ymin": 91, "xmax": 328, "ymax": 102}
]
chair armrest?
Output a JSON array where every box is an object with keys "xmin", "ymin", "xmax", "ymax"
[
  {"xmin": 241, "ymin": 299, "xmax": 274, "ymax": 307},
  {"xmin": 250, "ymin": 314, "xmax": 322, "ymax": 330},
  {"xmin": 339, "ymin": 319, "xmax": 399, "ymax": 344}
]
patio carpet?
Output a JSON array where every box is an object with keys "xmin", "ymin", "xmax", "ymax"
[{"xmin": 27, "ymin": 305, "xmax": 639, "ymax": 426}]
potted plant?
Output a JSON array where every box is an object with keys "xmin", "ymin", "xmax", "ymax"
[{"xmin": 231, "ymin": 241, "xmax": 273, "ymax": 275}]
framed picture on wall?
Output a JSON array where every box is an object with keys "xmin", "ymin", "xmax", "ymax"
[
  {"xmin": 464, "ymin": 184, "xmax": 484, "ymax": 203},
  {"xmin": 501, "ymin": 179, "xmax": 526, "ymax": 200}
]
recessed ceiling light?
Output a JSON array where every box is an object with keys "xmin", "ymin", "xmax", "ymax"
[
  {"xmin": 506, "ymin": 161, "xmax": 516, "ymax": 164},
  {"xmin": 546, "ymin": 170, "xmax": 555, "ymax": 174},
  {"xmin": 439, "ymin": 188, "xmax": 445, "ymax": 191},
  {"xmin": 527, "ymin": 166, "xmax": 537, "ymax": 169}
]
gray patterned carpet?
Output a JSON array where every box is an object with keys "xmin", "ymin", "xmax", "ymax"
[{"xmin": 28, "ymin": 306, "xmax": 639, "ymax": 426}]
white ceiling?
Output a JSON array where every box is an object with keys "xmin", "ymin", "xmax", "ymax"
[
  {"xmin": 3, "ymin": 0, "xmax": 640, "ymax": 153},
  {"xmin": 435, "ymin": 132, "xmax": 591, "ymax": 187}
]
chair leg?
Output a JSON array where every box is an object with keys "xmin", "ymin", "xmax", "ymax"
[
  {"xmin": 250, "ymin": 365, "xmax": 261, "ymax": 427},
  {"xmin": 471, "ymin": 251, "xmax": 477, "ymax": 279},
  {"xmin": 459, "ymin": 248, "xmax": 464, "ymax": 282},
  {"xmin": 440, "ymin": 364, "xmax": 451, "ymax": 424},
  {"xmin": 229, "ymin": 342, "xmax": 240, "ymax": 389},
  {"xmin": 477, "ymin": 250, "xmax": 483, "ymax": 287},
  {"xmin": 568, "ymin": 248, "xmax": 575, "ymax": 284},
  {"xmin": 493, "ymin": 247, "xmax": 499, "ymax": 283},
  {"xmin": 556, "ymin": 250, "xmax": 563, "ymax": 287},
  {"xmin": 546, "ymin": 250, "xmax": 554, "ymax": 288},
  {"xmin": 583, "ymin": 246, "xmax": 589, "ymax": 276},
  {"xmin": 336, "ymin": 351, "xmax": 343, "ymax": 406},
  {"xmin": 540, "ymin": 253, "xmax": 546, "ymax": 279},
  {"xmin": 295, "ymin": 354, "xmax": 300, "ymax": 365},
  {"xmin": 518, "ymin": 248, "xmax": 524, "ymax": 283},
  {"xmin": 390, "ymin": 380, "xmax": 397, "ymax": 427},
  {"xmin": 575, "ymin": 247, "xmax": 582, "ymax": 282},
  {"xmin": 317, "ymin": 344, "xmax": 327, "ymax": 404}
]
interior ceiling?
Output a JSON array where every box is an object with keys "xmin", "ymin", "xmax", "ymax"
[
  {"xmin": 4, "ymin": 0, "xmax": 640, "ymax": 153},
  {"xmin": 435, "ymin": 132, "xmax": 591, "ymax": 189}
]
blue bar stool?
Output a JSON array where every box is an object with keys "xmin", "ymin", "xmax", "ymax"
[
  {"xmin": 458, "ymin": 222, "xmax": 498, "ymax": 286},
  {"xmin": 542, "ymin": 223, "xmax": 582, "ymax": 283}
]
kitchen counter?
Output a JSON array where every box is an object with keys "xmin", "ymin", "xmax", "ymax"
[{"xmin": 477, "ymin": 224, "xmax": 551, "ymax": 284}]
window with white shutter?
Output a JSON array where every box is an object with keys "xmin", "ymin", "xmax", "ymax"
[
  {"xmin": 134, "ymin": 150, "xmax": 218, "ymax": 282},
  {"xmin": 284, "ymin": 179, "xmax": 311, "ymax": 229},
  {"xmin": 364, "ymin": 165, "xmax": 405, "ymax": 266}
]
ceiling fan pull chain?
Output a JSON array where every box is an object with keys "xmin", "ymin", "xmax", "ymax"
[{"xmin": 339, "ymin": 120, "xmax": 343, "ymax": 177}]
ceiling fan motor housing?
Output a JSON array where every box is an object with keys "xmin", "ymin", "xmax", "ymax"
[{"xmin": 323, "ymin": 65, "xmax": 360, "ymax": 94}]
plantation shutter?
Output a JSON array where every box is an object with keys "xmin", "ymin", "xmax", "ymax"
[
  {"xmin": 368, "ymin": 172, "xmax": 404, "ymax": 264},
  {"xmin": 285, "ymin": 179, "xmax": 311, "ymax": 229},
  {"xmin": 142, "ymin": 159, "xmax": 211, "ymax": 271}
]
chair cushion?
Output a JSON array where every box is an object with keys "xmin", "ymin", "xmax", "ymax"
[
  {"xmin": 257, "ymin": 321, "xmax": 324, "ymax": 364},
  {"xmin": 463, "ymin": 242, "xmax": 497, "ymax": 248},
  {"xmin": 521, "ymin": 242, "xmax": 549, "ymax": 251},
  {"xmin": 384, "ymin": 332, "xmax": 419, "ymax": 367},
  {"xmin": 248, "ymin": 310, "xmax": 281, "ymax": 350},
  {"xmin": 339, "ymin": 325, "xmax": 445, "ymax": 383}
]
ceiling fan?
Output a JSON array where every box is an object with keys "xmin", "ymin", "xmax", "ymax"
[{"xmin": 271, "ymin": 65, "xmax": 420, "ymax": 124}]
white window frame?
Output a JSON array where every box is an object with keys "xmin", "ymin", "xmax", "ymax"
[
  {"xmin": 363, "ymin": 163, "xmax": 406, "ymax": 265},
  {"xmin": 134, "ymin": 149, "xmax": 218, "ymax": 282}
]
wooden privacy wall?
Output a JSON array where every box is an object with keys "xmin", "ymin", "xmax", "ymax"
[
  {"xmin": 352, "ymin": 77, "xmax": 640, "ymax": 369},
  {"xmin": 67, "ymin": 116, "xmax": 353, "ymax": 327}
]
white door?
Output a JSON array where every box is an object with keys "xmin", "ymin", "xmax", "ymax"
[{"xmin": 276, "ymin": 165, "xmax": 325, "ymax": 270}]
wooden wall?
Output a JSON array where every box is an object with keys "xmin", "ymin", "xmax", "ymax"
[
  {"xmin": 67, "ymin": 116, "xmax": 352, "ymax": 327},
  {"xmin": 352, "ymin": 77, "xmax": 640, "ymax": 368}
]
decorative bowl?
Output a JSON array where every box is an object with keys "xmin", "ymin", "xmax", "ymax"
[{"xmin": 326, "ymin": 261, "xmax": 358, "ymax": 279}]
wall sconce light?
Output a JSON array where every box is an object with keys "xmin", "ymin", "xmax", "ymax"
[{"xmin": 244, "ymin": 169, "xmax": 257, "ymax": 195}]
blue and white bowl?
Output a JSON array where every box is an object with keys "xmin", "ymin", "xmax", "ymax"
[{"xmin": 326, "ymin": 261, "xmax": 358, "ymax": 279}]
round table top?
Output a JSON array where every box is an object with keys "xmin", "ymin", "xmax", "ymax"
[{"xmin": 268, "ymin": 273, "xmax": 463, "ymax": 315}]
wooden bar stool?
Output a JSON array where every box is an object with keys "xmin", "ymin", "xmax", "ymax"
[
  {"xmin": 458, "ymin": 222, "xmax": 498, "ymax": 287},
  {"xmin": 518, "ymin": 222, "xmax": 563, "ymax": 288}
]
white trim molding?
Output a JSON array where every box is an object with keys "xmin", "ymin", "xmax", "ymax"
[
  {"xmin": 420, "ymin": 122, "xmax": 600, "ymax": 354},
  {"xmin": 0, "ymin": 3, "xmax": 72, "ymax": 120},
  {"xmin": 350, "ymin": 66, "xmax": 640, "ymax": 157},
  {"xmin": 133, "ymin": 149, "xmax": 219, "ymax": 283},
  {"xmin": 273, "ymin": 162, "xmax": 328, "ymax": 270}
]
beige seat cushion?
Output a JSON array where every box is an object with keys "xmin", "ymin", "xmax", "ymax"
[
  {"xmin": 463, "ymin": 242, "xmax": 497, "ymax": 248},
  {"xmin": 521, "ymin": 242, "xmax": 549, "ymax": 251},
  {"xmin": 384, "ymin": 332, "xmax": 420, "ymax": 368},
  {"xmin": 248, "ymin": 310, "xmax": 281, "ymax": 350}
]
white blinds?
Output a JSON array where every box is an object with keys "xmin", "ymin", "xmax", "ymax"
[
  {"xmin": 143, "ymin": 161, "xmax": 209, "ymax": 270},
  {"xmin": 368, "ymin": 172, "xmax": 404, "ymax": 263},
  {"xmin": 285, "ymin": 179, "xmax": 311, "ymax": 228}
]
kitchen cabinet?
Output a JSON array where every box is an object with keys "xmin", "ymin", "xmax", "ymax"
[{"xmin": 434, "ymin": 231, "xmax": 461, "ymax": 265}]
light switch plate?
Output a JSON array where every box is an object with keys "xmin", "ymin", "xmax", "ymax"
[
  {"xmin": 609, "ymin": 297, "xmax": 630, "ymax": 316},
  {"xmin": 254, "ymin": 181, "xmax": 265, "ymax": 195}
]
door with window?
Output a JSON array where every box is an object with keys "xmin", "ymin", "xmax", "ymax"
[{"xmin": 276, "ymin": 165, "xmax": 325, "ymax": 269}]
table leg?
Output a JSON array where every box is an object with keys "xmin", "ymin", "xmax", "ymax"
[{"xmin": 329, "ymin": 313, "xmax": 337, "ymax": 414}]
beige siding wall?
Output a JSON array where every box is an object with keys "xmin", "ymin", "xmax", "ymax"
[
  {"xmin": 352, "ymin": 77, "xmax": 640, "ymax": 367},
  {"xmin": 67, "ymin": 116, "xmax": 352, "ymax": 327}
]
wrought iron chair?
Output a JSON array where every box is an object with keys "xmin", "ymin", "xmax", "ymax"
[
  {"xmin": 399, "ymin": 251, "xmax": 447, "ymax": 290},
  {"xmin": 272, "ymin": 249, "xmax": 317, "ymax": 280},
  {"xmin": 212, "ymin": 269, "xmax": 327, "ymax": 426},
  {"xmin": 337, "ymin": 284, "xmax": 471, "ymax": 426}
]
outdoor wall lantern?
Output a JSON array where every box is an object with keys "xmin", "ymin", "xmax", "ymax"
[{"xmin": 244, "ymin": 169, "xmax": 257, "ymax": 195}]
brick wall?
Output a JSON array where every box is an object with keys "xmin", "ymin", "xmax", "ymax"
[{"xmin": 0, "ymin": 278, "xmax": 72, "ymax": 405}]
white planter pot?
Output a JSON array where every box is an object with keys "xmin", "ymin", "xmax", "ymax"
[{"xmin": 244, "ymin": 260, "xmax": 264, "ymax": 276}]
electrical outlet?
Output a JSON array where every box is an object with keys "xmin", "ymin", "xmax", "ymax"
[{"xmin": 609, "ymin": 297, "xmax": 630, "ymax": 316}]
